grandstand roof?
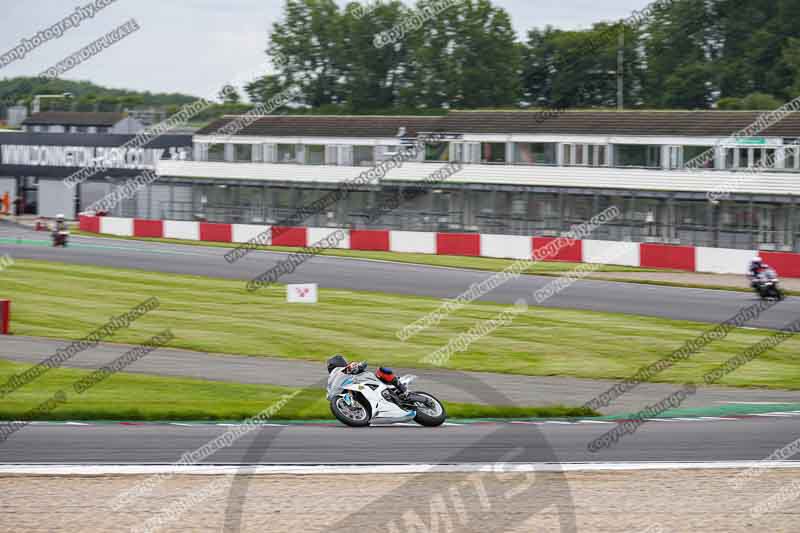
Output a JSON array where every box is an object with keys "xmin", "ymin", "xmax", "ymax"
[
  {"xmin": 22, "ymin": 112, "xmax": 127, "ymax": 127},
  {"xmin": 197, "ymin": 110, "xmax": 800, "ymax": 139}
]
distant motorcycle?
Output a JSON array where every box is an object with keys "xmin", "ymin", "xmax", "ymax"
[
  {"xmin": 52, "ymin": 230, "xmax": 69, "ymax": 247},
  {"xmin": 327, "ymin": 366, "xmax": 446, "ymax": 427},
  {"xmin": 753, "ymin": 268, "xmax": 784, "ymax": 301}
]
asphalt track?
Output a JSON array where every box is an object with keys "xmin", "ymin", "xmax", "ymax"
[
  {"xmin": 3, "ymin": 335, "xmax": 800, "ymax": 414},
  {"xmin": 1, "ymin": 417, "xmax": 798, "ymax": 463},
  {"xmin": 1, "ymin": 222, "xmax": 799, "ymax": 330},
  {"xmin": 2, "ymin": 221, "xmax": 799, "ymax": 465}
]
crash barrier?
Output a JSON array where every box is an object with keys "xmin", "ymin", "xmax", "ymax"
[
  {"xmin": 78, "ymin": 215, "xmax": 800, "ymax": 278},
  {"xmin": 0, "ymin": 299, "xmax": 9, "ymax": 335}
]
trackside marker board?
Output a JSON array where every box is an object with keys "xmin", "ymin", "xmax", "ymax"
[
  {"xmin": 287, "ymin": 284, "xmax": 318, "ymax": 303},
  {"xmin": 0, "ymin": 299, "xmax": 9, "ymax": 334}
]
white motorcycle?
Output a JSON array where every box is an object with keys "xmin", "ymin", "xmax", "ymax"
[{"xmin": 327, "ymin": 365, "xmax": 446, "ymax": 427}]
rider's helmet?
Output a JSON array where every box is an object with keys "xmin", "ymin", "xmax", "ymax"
[
  {"xmin": 56, "ymin": 214, "xmax": 65, "ymax": 221},
  {"xmin": 752, "ymin": 255, "xmax": 763, "ymax": 268},
  {"xmin": 376, "ymin": 367, "xmax": 396, "ymax": 384},
  {"xmin": 327, "ymin": 354, "xmax": 348, "ymax": 374}
]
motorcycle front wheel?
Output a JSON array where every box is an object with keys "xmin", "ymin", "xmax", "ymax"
[
  {"xmin": 330, "ymin": 393, "xmax": 371, "ymax": 427},
  {"xmin": 411, "ymin": 392, "xmax": 447, "ymax": 427}
]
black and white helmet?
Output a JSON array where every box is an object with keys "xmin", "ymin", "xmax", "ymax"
[{"xmin": 327, "ymin": 354, "xmax": 348, "ymax": 374}]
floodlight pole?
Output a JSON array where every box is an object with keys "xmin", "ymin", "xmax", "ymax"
[{"xmin": 617, "ymin": 26, "xmax": 624, "ymax": 111}]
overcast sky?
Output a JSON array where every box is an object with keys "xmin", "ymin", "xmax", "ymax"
[{"xmin": 0, "ymin": 0, "xmax": 653, "ymax": 99}]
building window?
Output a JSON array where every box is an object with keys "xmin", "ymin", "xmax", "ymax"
[
  {"xmin": 353, "ymin": 146, "xmax": 374, "ymax": 166},
  {"xmin": 682, "ymin": 146, "xmax": 712, "ymax": 168},
  {"xmin": 514, "ymin": 143, "xmax": 556, "ymax": 165},
  {"xmin": 725, "ymin": 148, "xmax": 735, "ymax": 169},
  {"xmin": 234, "ymin": 144, "xmax": 253, "ymax": 162},
  {"xmin": 575, "ymin": 145, "xmax": 585, "ymax": 165},
  {"xmin": 277, "ymin": 144, "xmax": 296, "ymax": 163},
  {"xmin": 615, "ymin": 145, "xmax": 661, "ymax": 168},
  {"xmin": 760, "ymin": 148, "xmax": 776, "ymax": 169},
  {"xmin": 208, "ymin": 143, "xmax": 225, "ymax": 162},
  {"xmin": 425, "ymin": 142, "xmax": 450, "ymax": 162},
  {"xmin": 481, "ymin": 143, "xmax": 506, "ymax": 163},
  {"xmin": 738, "ymin": 148, "xmax": 749, "ymax": 168},
  {"xmin": 306, "ymin": 145, "xmax": 325, "ymax": 165},
  {"xmin": 562, "ymin": 144, "xmax": 572, "ymax": 165},
  {"xmin": 785, "ymin": 147, "xmax": 798, "ymax": 170},
  {"xmin": 592, "ymin": 145, "xmax": 607, "ymax": 166}
]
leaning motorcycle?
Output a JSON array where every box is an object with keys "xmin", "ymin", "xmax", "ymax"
[
  {"xmin": 754, "ymin": 268, "xmax": 784, "ymax": 301},
  {"xmin": 327, "ymin": 367, "xmax": 446, "ymax": 427}
]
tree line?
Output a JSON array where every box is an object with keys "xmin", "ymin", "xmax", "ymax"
[
  {"xmin": 244, "ymin": 0, "xmax": 800, "ymax": 112},
  {"xmin": 0, "ymin": 77, "xmax": 198, "ymax": 114}
]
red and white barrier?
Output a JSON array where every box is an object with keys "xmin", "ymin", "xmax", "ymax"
[
  {"xmin": 389, "ymin": 231, "xmax": 436, "ymax": 254},
  {"xmin": 78, "ymin": 215, "xmax": 800, "ymax": 278},
  {"xmin": 480, "ymin": 234, "xmax": 533, "ymax": 260}
]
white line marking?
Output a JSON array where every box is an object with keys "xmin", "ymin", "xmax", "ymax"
[
  {"xmin": 5, "ymin": 462, "xmax": 800, "ymax": 476},
  {"xmin": 717, "ymin": 402, "xmax": 792, "ymax": 405}
]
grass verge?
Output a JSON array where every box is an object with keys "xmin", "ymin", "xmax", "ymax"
[
  {"xmin": 0, "ymin": 358, "xmax": 595, "ymax": 421},
  {"xmin": 2, "ymin": 259, "xmax": 800, "ymax": 389}
]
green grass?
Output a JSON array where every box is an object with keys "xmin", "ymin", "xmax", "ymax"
[
  {"xmin": 71, "ymin": 229, "xmax": 661, "ymax": 274},
  {"xmin": 3, "ymin": 259, "xmax": 800, "ymax": 390},
  {"xmin": 0, "ymin": 359, "xmax": 594, "ymax": 421}
]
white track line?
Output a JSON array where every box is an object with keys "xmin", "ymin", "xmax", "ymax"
[{"xmin": 4, "ymin": 462, "xmax": 800, "ymax": 476}]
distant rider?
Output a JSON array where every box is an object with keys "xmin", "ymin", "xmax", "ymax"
[
  {"xmin": 748, "ymin": 256, "xmax": 764, "ymax": 289},
  {"xmin": 53, "ymin": 214, "xmax": 68, "ymax": 233}
]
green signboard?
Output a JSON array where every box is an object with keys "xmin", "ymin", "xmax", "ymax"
[{"xmin": 735, "ymin": 137, "xmax": 767, "ymax": 145}]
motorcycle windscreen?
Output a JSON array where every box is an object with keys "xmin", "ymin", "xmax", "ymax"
[{"xmin": 326, "ymin": 371, "xmax": 351, "ymax": 400}]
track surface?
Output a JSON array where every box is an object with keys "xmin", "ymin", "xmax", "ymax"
[
  {"xmin": 1, "ymin": 222, "xmax": 798, "ymax": 329},
  {"xmin": 1, "ymin": 417, "xmax": 798, "ymax": 463},
  {"xmin": 2, "ymin": 221, "xmax": 799, "ymax": 465},
  {"xmin": 3, "ymin": 335, "xmax": 799, "ymax": 414}
]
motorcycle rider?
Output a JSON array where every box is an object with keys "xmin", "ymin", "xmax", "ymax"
[
  {"xmin": 326, "ymin": 354, "xmax": 408, "ymax": 396},
  {"xmin": 748, "ymin": 256, "xmax": 765, "ymax": 289},
  {"xmin": 53, "ymin": 214, "xmax": 67, "ymax": 232}
]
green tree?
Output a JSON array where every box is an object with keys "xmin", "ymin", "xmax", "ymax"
[
  {"xmin": 268, "ymin": 0, "xmax": 346, "ymax": 108},
  {"xmin": 641, "ymin": 0, "xmax": 714, "ymax": 108},
  {"xmin": 405, "ymin": 0, "xmax": 521, "ymax": 109},
  {"xmin": 522, "ymin": 23, "xmax": 642, "ymax": 109},
  {"xmin": 338, "ymin": 0, "xmax": 409, "ymax": 111}
]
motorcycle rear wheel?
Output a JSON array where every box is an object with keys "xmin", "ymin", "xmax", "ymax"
[
  {"xmin": 330, "ymin": 394, "xmax": 371, "ymax": 427},
  {"xmin": 411, "ymin": 392, "xmax": 447, "ymax": 427}
]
